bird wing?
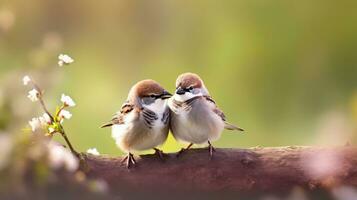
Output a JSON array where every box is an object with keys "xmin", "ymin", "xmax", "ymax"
[
  {"xmin": 203, "ymin": 96, "xmax": 226, "ymax": 121},
  {"xmin": 141, "ymin": 108, "xmax": 158, "ymax": 129},
  {"xmin": 161, "ymin": 108, "xmax": 170, "ymax": 125},
  {"xmin": 204, "ymin": 96, "xmax": 244, "ymax": 131},
  {"xmin": 100, "ymin": 102, "xmax": 135, "ymax": 128}
]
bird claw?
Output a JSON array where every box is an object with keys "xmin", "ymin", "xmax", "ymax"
[
  {"xmin": 122, "ymin": 153, "xmax": 136, "ymax": 168},
  {"xmin": 153, "ymin": 148, "xmax": 167, "ymax": 160},
  {"xmin": 176, "ymin": 148, "xmax": 186, "ymax": 158},
  {"xmin": 176, "ymin": 143, "xmax": 193, "ymax": 158},
  {"xmin": 208, "ymin": 141, "xmax": 216, "ymax": 159}
]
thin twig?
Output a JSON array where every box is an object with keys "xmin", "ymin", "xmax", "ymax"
[
  {"xmin": 39, "ymin": 98, "xmax": 55, "ymax": 121},
  {"xmin": 60, "ymin": 126, "xmax": 79, "ymax": 157},
  {"xmin": 56, "ymin": 104, "xmax": 66, "ymax": 118},
  {"xmin": 30, "ymin": 79, "xmax": 79, "ymax": 157},
  {"xmin": 31, "ymin": 80, "xmax": 55, "ymax": 122}
]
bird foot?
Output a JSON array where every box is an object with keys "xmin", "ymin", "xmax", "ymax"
[
  {"xmin": 176, "ymin": 143, "xmax": 194, "ymax": 158},
  {"xmin": 208, "ymin": 141, "xmax": 216, "ymax": 159},
  {"xmin": 121, "ymin": 153, "xmax": 136, "ymax": 168},
  {"xmin": 153, "ymin": 148, "xmax": 167, "ymax": 160},
  {"xmin": 176, "ymin": 148, "xmax": 186, "ymax": 158}
]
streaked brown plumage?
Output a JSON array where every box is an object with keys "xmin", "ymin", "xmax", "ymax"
[
  {"xmin": 168, "ymin": 72, "xmax": 243, "ymax": 158},
  {"xmin": 101, "ymin": 79, "xmax": 171, "ymax": 168}
]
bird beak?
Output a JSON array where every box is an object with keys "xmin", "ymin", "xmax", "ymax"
[
  {"xmin": 161, "ymin": 90, "xmax": 172, "ymax": 99},
  {"xmin": 176, "ymin": 87, "xmax": 186, "ymax": 95}
]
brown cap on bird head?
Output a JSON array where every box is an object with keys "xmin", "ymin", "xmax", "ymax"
[
  {"xmin": 176, "ymin": 72, "xmax": 204, "ymax": 89},
  {"xmin": 127, "ymin": 79, "xmax": 171, "ymax": 103}
]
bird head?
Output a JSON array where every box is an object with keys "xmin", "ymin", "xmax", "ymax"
[
  {"xmin": 129, "ymin": 79, "xmax": 171, "ymax": 109},
  {"xmin": 174, "ymin": 72, "xmax": 209, "ymax": 101}
]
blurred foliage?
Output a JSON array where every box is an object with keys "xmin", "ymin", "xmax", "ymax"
[
  {"xmin": 0, "ymin": 133, "xmax": 113, "ymax": 199},
  {"xmin": 0, "ymin": 0, "xmax": 356, "ymax": 155}
]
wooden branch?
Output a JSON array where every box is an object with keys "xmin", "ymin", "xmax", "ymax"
[{"xmin": 83, "ymin": 146, "xmax": 357, "ymax": 199}]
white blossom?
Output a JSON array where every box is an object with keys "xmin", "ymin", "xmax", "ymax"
[
  {"xmin": 58, "ymin": 54, "xmax": 74, "ymax": 66},
  {"xmin": 22, "ymin": 75, "xmax": 31, "ymax": 85},
  {"xmin": 29, "ymin": 114, "xmax": 49, "ymax": 132},
  {"xmin": 27, "ymin": 89, "xmax": 39, "ymax": 102},
  {"xmin": 39, "ymin": 113, "xmax": 52, "ymax": 124},
  {"xmin": 59, "ymin": 109, "xmax": 72, "ymax": 120},
  {"xmin": 87, "ymin": 148, "xmax": 100, "ymax": 156},
  {"xmin": 61, "ymin": 94, "xmax": 76, "ymax": 107},
  {"xmin": 48, "ymin": 142, "xmax": 78, "ymax": 172},
  {"xmin": 29, "ymin": 118, "xmax": 41, "ymax": 132},
  {"xmin": 48, "ymin": 127, "xmax": 55, "ymax": 133}
]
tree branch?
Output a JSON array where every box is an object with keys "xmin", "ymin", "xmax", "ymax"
[{"xmin": 83, "ymin": 146, "xmax": 357, "ymax": 199}]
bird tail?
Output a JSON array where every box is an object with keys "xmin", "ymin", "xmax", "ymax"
[
  {"xmin": 224, "ymin": 122, "xmax": 244, "ymax": 131},
  {"xmin": 100, "ymin": 121, "xmax": 114, "ymax": 128}
]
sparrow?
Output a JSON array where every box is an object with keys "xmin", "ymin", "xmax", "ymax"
[
  {"xmin": 101, "ymin": 80, "xmax": 172, "ymax": 168},
  {"xmin": 168, "ymin": 72, "xmax": 243, "ymax": 158}
]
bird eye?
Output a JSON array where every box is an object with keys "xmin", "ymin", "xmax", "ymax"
[
  {"xmin": 150, "ymin": 94, "xmax": 156, "ymax": 98},
  {"xmin": 188, "ymin": 86, "xmax": 194, "ymax": 91}
]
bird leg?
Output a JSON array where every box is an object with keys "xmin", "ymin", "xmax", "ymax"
[
  {"xmin": 121, "ymin": 156, "xmax": 128, "ymax": 164},
  {"xmin": 176, "ymin": 143, "xmax": 193, "ymax": 158},
  {"xmin": 130, "ymin": 153, "xmax": 137, "ymax": 164},
  {"xmin": 208, "ymin": 141, "xmax": 216, "ymax": 159},
  {"xmin": 122, "ymin": 152, "xmax": 136, "ymax": 168},
  {"xmin": 153, "ymin": 148, "xmax": 167, "ymax": 160}
]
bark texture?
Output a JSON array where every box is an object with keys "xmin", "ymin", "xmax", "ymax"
[{"xmin": 83, "ymin": 146, "xmax": 357, "ymax": 199}]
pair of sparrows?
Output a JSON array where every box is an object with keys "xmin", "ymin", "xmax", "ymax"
[{"xmin": 101, "ymin": 72, "xmax": 243, "ymax": 168}]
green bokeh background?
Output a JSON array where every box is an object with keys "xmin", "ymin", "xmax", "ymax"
[{"xmin": 1, "ymin": 0, "xmax": 356, "ymax": 155}]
